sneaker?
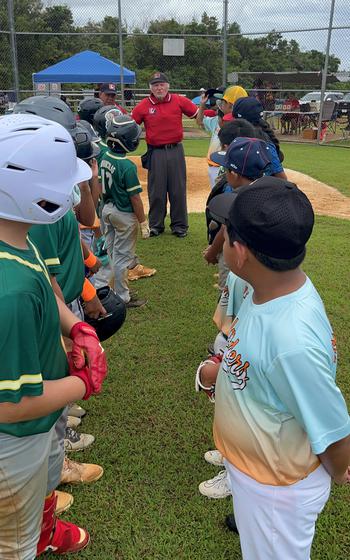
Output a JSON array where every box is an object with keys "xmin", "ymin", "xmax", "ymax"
[
  {"xmin": 64, "ymin": 427, "xmax": 95, "ymax": 452},
  {"xmin": 55, "ymin": 491, "xmax": 74, "ymax": 515},
  {"xmin": 45, "ymin": 519, "xmax": 90, "ymax": 554},
  {"xmin": 126, "ymin": 297, "xmax": 147, "ymax": 308},
  {"xmin": 198, "ymin": 470, "xmax": 231, "ymax": 499},
  {"xmin": 61, "ymin": 457, "xmax": 104, "ymax": 484},
  {"xmin": 66, "ymin": 416, "xmax": 82, "ymax": 429},
  {"xmin": 225, "ymin": 513, "xmax": 239, "ymax": 534},
  {"xmin": 67, "ymin": 403, "xmax": 86, "ymax": 418},
  {"xmin": 172, "ymin": 231, "xmax": 187, "ymax": 238},
  {"xmin": 204, "ymin": 449, "xmax": 224, "ymax": 467},
  {"xmin": 129, "ymin": 289, "xmax": 138, "ymax": 299},
  {"xmin": 128, "ymin": 264, "xmax": 156, "ymax": 281}
]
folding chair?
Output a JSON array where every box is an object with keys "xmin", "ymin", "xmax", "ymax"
[{"xmin": 321, "ymin": 100, "xmax": 337, "ymax": 134}]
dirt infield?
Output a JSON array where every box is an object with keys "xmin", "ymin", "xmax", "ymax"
[{"xmin": 130, "ymin": 156, "xmax": 350, "ymax": 220}]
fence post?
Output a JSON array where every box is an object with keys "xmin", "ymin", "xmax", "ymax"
[
  {"xmin": 317, "ymin": 0, "xmax": 336, "ymax": 144},
  {"xmin": 117, "ymin": 0, "xmax": 125, "ymax": 108},
  {"xmin": 222, "ymin": 0, "xmax": 229, "ymax": 87},
  {"xmin": 7, "ymin": 0, "xmax": 20, "ymax": 102}
]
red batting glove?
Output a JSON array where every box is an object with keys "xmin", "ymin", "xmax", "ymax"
[
  {"xmin": 67, "ymin": 353, "xmax": 93, "ymax": 400},
  {"xmin": 69, "ymin": 322, "xmax": 107, "ymax": 396}
]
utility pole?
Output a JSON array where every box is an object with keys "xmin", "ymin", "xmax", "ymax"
[
  {"xmin": 222, "ymin": 0, "xmax": 229, "ymax": 87},
  {"xmin": 7, "ymin": 0, "xmax": 20, "ymax": 101},
  {"xmin": 117, "ymin": 0, "xmax": 125, "ymax": 108},
  {"xmin": 317, "ymin": 0, "xmax": 336, "ymax": 143}
]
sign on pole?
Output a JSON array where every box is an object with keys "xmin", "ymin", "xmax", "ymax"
[{"xmin": 163, "ymin": 38, "xmax": 185, "ymax": 56}]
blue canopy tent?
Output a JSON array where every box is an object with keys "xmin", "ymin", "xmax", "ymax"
[{"xmin": 32, "ymin": 50, "xmax": 136, "ymax": 85}]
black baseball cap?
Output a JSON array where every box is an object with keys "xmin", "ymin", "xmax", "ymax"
[
  {"xmin": 205, "ymin": 87, "xmax": 225, "ymax": 99},
  {"xmin": 210, "ymin": 137, "xmax": 271, "ymax": 179},
  {"xmin": 149, "ymin": 72, "xmax": 169, "ymax": 84},
  {"xmin": 208, "ymin": 177, "xmax": 314, "ymax": 259},
  {"xmin": 99, "ymin": 83, "xmax": 117, "ymax": 95},
  {"xmin": 233, "ymin": 97, "xmax": 264, "ymax": 124}
]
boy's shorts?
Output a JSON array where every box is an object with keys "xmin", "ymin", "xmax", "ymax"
[{"xmin": 0, "ymin": 425, "xmax": 63, "ymax": 560}]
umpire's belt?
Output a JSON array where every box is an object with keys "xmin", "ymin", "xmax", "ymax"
[{"xmin": 150, "ymin": 143, "xmax": 179, "ymax": 149}]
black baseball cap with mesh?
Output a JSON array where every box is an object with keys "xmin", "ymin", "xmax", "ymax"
[{"xmin": 208, "ymin": 177, "xmax": 314, "ymax": 259}]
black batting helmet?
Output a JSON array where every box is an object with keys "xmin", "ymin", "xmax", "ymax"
[
  {"xmin": 78, "ymin": 119, "xmax": 100, "ymax": 142},
  {"xmin": 13, "ymin": 95, "xmax": 77, "ymax": 138},
  {"xmin": 106, "ymin": 115, "xmax": 142, "ymax": 153},
  {"xmin": 78, "ymin": 97, "xmax": 103, "ymax": 124},
  {"xmin": 84, "ymin": 286, "xmax": 126, "ymax": 342},
  {"xmin": 93, "ymin": 105, "xmax": 123, "ymax": 139},
  {"xmin": 74, "ymin": 122, "xmax": 100, "ymax": 161}
]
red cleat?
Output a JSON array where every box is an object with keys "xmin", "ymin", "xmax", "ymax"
[
  {"xmin": 45, "ymin": 518, "xmax": 90, "ymax": 554},
  {"xmin": 36, "ymin": 491, "xmax": 90, "ymax": 556}
]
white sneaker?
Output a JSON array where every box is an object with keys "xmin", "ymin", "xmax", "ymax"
[
  {"xmin": 204, "ymin": 449, "xmax": 224, "ymax": 467},
  {"xmin": 64, "ymin": 428, "xmax": 95, "ymax": 452},
  {"xmin": 68, "ymin": 403, "xmax": 86, "ymax": 418},
  {"xmin": 67, "ymin": 416, "xmax": 82, "ymax": 429},
  {"xmin": 199, "ymin": 470, "xmax": 231, "ymax": 499}
]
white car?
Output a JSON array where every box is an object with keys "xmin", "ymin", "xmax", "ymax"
[{"xmin": 299, "ymin": 91, "xmax": 344, "ymax": 111}]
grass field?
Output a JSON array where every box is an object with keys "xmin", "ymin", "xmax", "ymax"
[{"xmin": 56, "ymin": 206, "xmax": 350, "ymax": 559}]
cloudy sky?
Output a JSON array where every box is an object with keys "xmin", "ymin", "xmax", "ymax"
[{"xmin": 44, "ymin": 0, "xmax": 350, "ymax": 69}]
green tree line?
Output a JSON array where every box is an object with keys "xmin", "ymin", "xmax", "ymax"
[{"xmin": 0, "ymin": 1, "xmax": 341, "ymax": 91}]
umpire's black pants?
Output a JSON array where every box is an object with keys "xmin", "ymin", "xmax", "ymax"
[{"xmin": 148, "ymin": 143, "xmax": 188, "ymax": 234}]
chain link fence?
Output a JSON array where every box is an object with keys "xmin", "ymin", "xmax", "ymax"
[{"xmin": 1, "ymin": 0, "xmax": 350, "ymax": 145}]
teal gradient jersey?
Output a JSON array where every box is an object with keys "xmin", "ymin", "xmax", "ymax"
[{"xmin": 214, "ymin": 276, "xmax": 350, "ymax": 485}]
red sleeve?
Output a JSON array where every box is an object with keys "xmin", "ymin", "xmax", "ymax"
[
  {"xmin": 131, "ymin": 101, "xmax": 145, "ymax": 124},
  {"xmin": 223, "ymin": 113, "xmax": 234, "ymax": 122},
  {"xmin": 178, "ymin": 96, "xmax": 198, "ymax": 119}
]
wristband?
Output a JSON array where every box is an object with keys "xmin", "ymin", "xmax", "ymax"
[
  {"xmin": 195, "ymin": 360, "xmax": 217, "ymax": 403},
  {"xmin": 84, "ymin": 251, "xmax": 97, "ymax": 268},
  {"xmin": 81, "ymin": 278, "xmax": 96, "ymax": 302}
]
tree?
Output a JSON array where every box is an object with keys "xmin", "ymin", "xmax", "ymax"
[{"xmin": 1, "ymin": 3, "xmax": 342, "ymax": 94}]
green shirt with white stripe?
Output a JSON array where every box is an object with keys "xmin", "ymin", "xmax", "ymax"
[
  {"xmin": 0, "ymin": 238, "xmax": 68, "ymax": 437},
  {"xmin": 101, "ymin": 150, "xmax": 142, "ymax": 213},
  {"xmin": 30, "ymin": 210, "xmax": 85, "ymax": 305}
]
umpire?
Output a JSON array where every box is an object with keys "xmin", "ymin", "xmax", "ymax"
[{"xmin": 132, "ymin": 72, "xmax": 198, "ymax": 237}]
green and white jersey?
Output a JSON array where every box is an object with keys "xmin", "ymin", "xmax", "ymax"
[
  {"xmin": 96, "ymin": 140, "xmax": 109, "ymax": 181},
  {"xmin": 0, "ymin": 239, "xmax": 68, "ymax": 438},
  {"xmin": 29, "ymin": 225, "xmax": 61, "ymax": 276},
  {"xmin": 101, "ymin": 150, "xmax": 142, "ymax": 213},
  {"xmin": 30, "ymin": 211, "xmax": 85, "ymax": 304},
  {"xmin": 52, "ymin": 210, "xmax": 85, "ymax": 304}
]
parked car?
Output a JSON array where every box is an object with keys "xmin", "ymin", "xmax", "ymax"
[
  {"xmin": 299, "ymin": 91, "xmax": 344, "ymax": 112},
  {"xmin": 337, "ymin": 92, "xmax": 350, "ymax": 115}
]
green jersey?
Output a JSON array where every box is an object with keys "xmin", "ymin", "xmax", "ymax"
[
  {"xmin": 0, "ymin": 239, "xmax": 68, "ymax": 437},
  {"xmin": 29, "ymin": 224, "xmax": 61, "ymax": 276},
  {"xmin": 96, "ymin": 140, "xmax": 109, "ymax": 180},
  {"xmin": 101, "ymin": 151, "xmax": 142, "ymax": 213},
  {"xmin": 30, "ymin": 210, "xmax": 85, "ymax": 304}
]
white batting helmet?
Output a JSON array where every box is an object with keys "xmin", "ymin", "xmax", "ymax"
[{"xmin": 0, "ymin": 114, "xmax": 91, "ymax": 224}]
